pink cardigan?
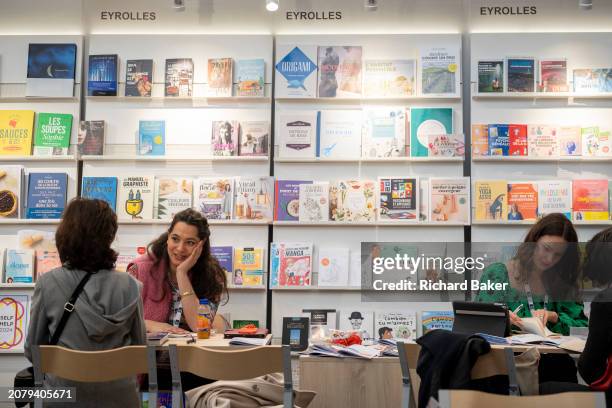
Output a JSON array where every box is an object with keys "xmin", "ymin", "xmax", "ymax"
[{"xmin": 128, "ymin": 254, "xmax": 173, "ymax": 323}]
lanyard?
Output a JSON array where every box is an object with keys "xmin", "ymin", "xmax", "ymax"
[{"xmin": 524, "ymin": 283, "xmax": 548, "ymax": 313}]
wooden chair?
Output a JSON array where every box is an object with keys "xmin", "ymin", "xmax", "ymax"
[
  {"xmin": 437, "ymin": 389, "xmax": 606, "ymax": 408},
  {"xmin": 32, "ymin": 345, "xmax": 157, "ymax": 408},
  {"xmin": 168, "ymin": 344, "xmax": 293, "ymax": 408}
]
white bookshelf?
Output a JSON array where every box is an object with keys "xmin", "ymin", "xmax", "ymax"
[
  {"xmin": 273, "ymin": 156, "xmax": 463, "ymax": 163},
  {"xmin": 81, "ymin": 154, "xmax": 268, "ymax": 162}
]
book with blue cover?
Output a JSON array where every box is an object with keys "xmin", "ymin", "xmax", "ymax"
[
  {"xmin": 488, "ymin": 124, "xmax": 510, "ymax": 156},
  {"xmin": 87, "ymin": 54, "xmax": 118, "ymax": 96},
  {"xmin": 26, "ymin": 43, "xmax": 77, "ymax": 97},
  {"xmin": 275, "ymin": 45, "xmax": 318, "ymax": 98},
  {"xmin": 507, "ymin": 58, "xmax": 535, "ymax": 93},
  {"xmin": 81, "ymin": 177, "xmax": 118, "ymax": 212},
  {"xmin": 25, "ymin": 173, "xmax": 68, "ymax": 219},
  {"xmin": 4, "ymin": 249, "xmax": 35, "ymax": 283},
  {"xmin": 211, "ymin": 246, "xmax": 233, "ymax": 277},
  {"xmin": 138, "ymin": 120, "xmax": 165, "ymax": 156}
]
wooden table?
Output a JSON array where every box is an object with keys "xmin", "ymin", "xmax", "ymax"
[{"xmin": 161, "ymin": 333, "xmax": 273, "ymax": 348}]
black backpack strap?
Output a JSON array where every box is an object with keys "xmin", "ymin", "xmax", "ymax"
[{"xmin": 49, "ymin": 272, "xmax": 93, "ymax": 345}]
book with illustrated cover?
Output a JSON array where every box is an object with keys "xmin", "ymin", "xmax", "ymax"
[
  {"xmin": 4, "ymin": 249, "xmax": 35, "ymax": 283},
  {"xmin": 277, "ymin": 111, "xmax": 317, "ymax": 159},
  {"xmin": 538, "ymin": 180, "xmax": 572, "ymax": 220},
  {"xmin": 115, "ymin": 247, "xmax": 146, "ymax": 272},
  {"xmin": 0, "ymin": 293, "xmax": 30, "ymax": 352},
  {"xmin": 422, "ymin": 311, "xmax": 454, "ymax": 334},
  {"xmin": 303, "ymin": 309, "xmax": 337, "ymax": 342},
  {"xmin": 339, "ymin": 310, "xmax": 374, "ymax": 339},
  {"xmin": 0, "ymin": 111, "xmax": 35, "ymax": 156},
  {"xmin": 378, "ymin": 177, "xmax": 418, "ymax": 221},
  {"xmin": 299, "ymin": 182, "xmax": 329, "ymax": 222},
  {"xmin": 420, "ymin": 46, "xmax": 460, "ymax": 96},
  {"xmin": 427, "ymin": 134, "xmax": 464, "ymax": 157},
  {"xmin": 528, "ymin": 125, "xmax": 558, "ymax": 157},
  {"xmin": 278, "ymin": 242, "xmax": 313, "ymax": 286},
  {"xmin": 125, "ymin": 59, "xmax": 153, "ymax": 97},
  {"xmin": 138, "ymin": 120, "xmax": 165, "ymax": 156},
  {"xmin": 539, "ymin": 59, "xmax": 568, "ymax": 92},
  {"xmin": 573, "ymin": 179, "xmax": 609, "ymax": 221},
  {"xmin": 317, "ymin": 110, "xmax": 362, "ymax": 159},
  {"xmin": 318, "ymin": 46, "xmax": 362, "ymax": 98},
  {"xmin": 232, "ymin": 320, "xmax": 260, "ymax": 329},
  {"xmin": 317, "ymin": 247, "xmax": 349, "ymax": 287},
  {"xmin": 117, "ymin": 176, "xmax": 154, "ymax": 220},
  {"xmin": 235, "ymin": 59, "xmax": 264, "ymax": 97},
  {"xmin": 33, "ymin": 113, "xmax": 73, "ymax": 156},
  {"xmin": 363, "ymin": 60, "xmax": 415, "ymax": 97},
  {"xmin": 35, "ymin": 250, "xmax": 61, "ymax": 278},
  {"xmin": 0, "ymin": 166, "xmax": 23, "ymax": 219},
  {"xmin": 194, "ymin": 178, "xmax": 233, "ymax": 220},
  {"xmin": 375, "ymin": 311, "xmax": 417, "ymax": 341},
  {"xmin": 207, "ymin": 58, "xmax": 233, "ymax": 97},
  {"xmin": 573, "ymin": 69, "xmax": 612, "ymax": 94},
  {"xmin": 233, "ymin": 247, "xmax": 264, "ymax": 286},
  {"xmin": 154, "ymin": 177, "xmax": 192, "ymax": 220},
  {"xmin": 211, "ymin": 246, "xmax": 233, "ymax": 278},
  {"xmin": 508, "ymin": 124, "xmax": 527, "ymax": 156},
  {"xmin": 410, "ymin": 108, "xmax": 453, "ymax": 157},
  {"xmin": 212, "ymin": 120, "xmax": 239, "ymax": 156},
  {"xmin": 269, "ymin": 242, "xmax": 280, "ymax": 287},
  {"xmin": 234, "ymin": 177, "xmax": 273, "ymax": 221},
  {"xmin": 239, "ymin": 121, "xmax": 269, "ymax": 156},
  {"xmin": 274, "ymin": 180, "xmax": 312, "ymax": 221},
  {"xmin": 87, "ymin": 54, "xmax": 118, "ymax": 96},
  {"xmin": 507, "ymin": 58, "xmax": 535, "ymax": 92},
  {"xmin": 599, "ymin": 131, "xmax": 612, "ymax": 157},
  {"xmin": 165, "ymin": 58, "xmax": 193, "ymax": 97},
  {"xmin": 507, "ymin": 182, "xmax": 538, "ymax": 221},
  {"xmin": 330, "ymin": 180, "xmax": 376, "ymax": 222},
  {"xmin": 362, "ymin": 108, "xmax": 406, "ymax": 158},
  {"xmin": 471, "ymin": 124, "xmax": 489, "ymax": 157},
  {"xmin": 474, "ymin": 180, "xmax": 507, "ymax": 221},
  {"xmin": 17, "ymin": 230, "xmax": 55, "ymax": 252},
  {"xmin": 275, "ymin": 45, "xmax": 318, "ymax": 98},
  {"xmin": 26, "ymin": 43, "xmax": 77, "ymax": 97},
  {"xmin": 25, "ymin": 173, "xmax": 67, "ymax": 219},
  {"xmin": 487, "ymin": 124, "xmax": 509, "ymax": 156},
  {"xmin": 558, "ymin": 126, "xmax": 581, "ymax": 156},
  {"xmin": 420, "ymin": 178, "xmax": 429, "ymax": 222},
  {"xmin": 81, "ymin": 177, "xmax": 117, "ymax": 212},
  {"xmin": 429, "ymin": 177, "xmax": 470, "ymax": 223},
  {"xmin": 477, "ymin": 60, "xmax": 504, "ymax": 93},
  {"xmin": 581, "ymin": 127, "xmax": 611, "ymax": 157},
  {"xmin": 77, "ymin": 120, "xmax": 105, "ymax": 156}
]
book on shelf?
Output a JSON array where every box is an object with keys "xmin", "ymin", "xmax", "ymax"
[
  {"xmin": 487, "ymin": 124, "xmax": 509, "ymax": 156},
  {"xmin": 581, "ymin": 126, "xmax": 611, "ymax": 157},
  {"xmin": 4, "ymin": 249, "xmax": 35, "ymax": 283},
  {"xmin": 26, "ymin": 43, "xmax": 77, "ymax": 97},
  {"xmin": 419, "ymin": 178, "xmax": 430, "ymax": 222},
  {"xmin": 165, "ymin": 58, "xmax": 194, "ymax": 97},
  {"xmin": 194, "ymin": 177, "xmax": 233, "ymax": 220},
  {"xmin": 115, "ymin": 246, "xmax": 146, "ymax": 272},
  {"xmin": 277, "ymin": 111, "xmax": 317, "ymax": 159},
  {"xmin": 420, "ymin": 45, "xmax": 460, "ymax": 96},
  {"xmin": 375, "ymin": 311, "xmax": 417, "ymax": 341},
  {"xmin": 235, "ymin": 59, "xmax": 265, "ymax": 97},
  {"xmin": 508, "ymin": 124, "xmax": 527, "ymax": 156},
  {"xmin": 0, "ymin": 293, "xmax": 30, "ymax": 352},
  {"xmin": 361, "ymin": 108, "xmax": 407, "ymax": 158},
  {"xmin": 558, "ymin": 126, "xmax": 581, "ymax": 157},
  {"xmin": 274, "ymin": 180, "xmax": 312, "ymax": 221},
  {"xmin": 81, "ymin": 176, "xmax": 118, "ymax": 212},
  {"xmin": 33, "ymin": 113, "xmax": 73, "ymax": 156},
  {"xmin": 269, "ymin": 242, "xmax": 280, "ymax": 287},
  {"xmin": 153, "ymin": 177, "xmax": 193, "ymax": 220},
  {"xmin": 0, "ymin": 110, "xmax": 35, "ymax": 156},
  {"xmin": 275, "ymin": 45, "xmax": 318, "ymax": 98},
  {"xmin": 317, "ymin": 247, "xmax": 350, "ymax": 287},
  {"xmin": 330, "ymin": 180, "xmax": 376, "ymax": 222},
  {"xmin": 25, "ymin": 173, "xmax": 67, "ymax": 219},
  {"xmin": 410, "ymin": 108, "xmax": 453, "ymax": 157},
  {"xmin": 0, "ymin": 165, "xmax": 23, "ymax": 219},
  {"xmin": 599, "ymin": 131, "xmax": 612, "ymax": 156},
  {"xmin": 338, "ymin": 310, "xmax": 374, "ymax": 340},
  {"xmin": 477, "ymin": 60, "xmax": 504, "ymax": 93},
  {"xmin": 299, "ymin": 182, "xmax": 329, "ymax": 222},
  {"xmin": 211, "ymin": 246, "xmax": 233, "ymax": 278},
  {"xmin": 282, "ymin": 317, "xmax": 309, "ymax": 351},
  {"xmin": 239, "ymin": 121, "xmax": 269, "ymax": 156},
  {"xmin": 207, "ymin": 58, "xmax": 233, "ymax": 97},
  {"xmin": 17, "ymin": 230, "xmax": 55, "ymax": 251},
  {"xmin": 427, "ymin": 134, "xmax": 464, "ymax": 157},
  {"xmin": 35, "ymin": 249, "xmax": 61, "ymax": 278},
  {"xmin": 538, "ymin": 180, "xmax": 572, "ymax": 220},
  {"xmin": 117, "ymin": 176, "xmax": 154, "ymax": 220},
  {"xmin": 474, "ymin": 180, "xmax": 508, "ymax": 221},
  {"xmin": 212, "ymin": 120, "xmax": 239, "ymax": 156},
  {"xmin": 573, "ymin": 68, "xmax": 612, "ymax": 94},
  {"xmin": 276, "ymin": 242, "xmax": 312, "ymax": 287},
  {"xmin": 87, "ymin": 54, "xmax": 118, "ymax": 96},
  {"xmin": 471, "ymin": 124, "xmax": 489, "ymax": 157},
  {"xmin": 572, "ymin": 179, "xmax": 609, "ymax": 221},
  {"xmin": 317, "ymin": 46, "xmax": 362, "ymax": 98},
  {"xmin": 539, "ymin": 59, "xmax": 568, "ymax": 92},
  {"xmin": 125, "ymin": 59, "xmax": 153, "ymax": 97},
  {"xmin": 378, "ymin": 177, "xmax": 418, "ymax": 221},
  {"xmin": 303, "ymin": 309, "xmax": 337, "ymax": 341},
  {"xmin": 422, "ymin": 311, "xmax": 454, "ymax": 334},
  {"xmin": 77, "ymin": 120, "xmax": 105, "ymax": 156},
  {"xmin": 363, "ymin": 59, "xmax": 416, "ymax": 97},
  {"xmin": 232, "ymin": 320, "xmax": 259, "ymax": 329},
  {"xmin": 233, "ymin": 247, "xmax": 265, "ymax": 287},
  {"xmin": 528, "ymin": 125, "xmax": 558, "ymax": 157},
  {"xmin": 138, "ymin": 120, "xmax": 165, "ymax": 156},
  {"xmin": 429, "ymin": 177, "xmax": 470, "ymax": 223},
  {"xmin": 317, "ymin": 110, "xmax": 362, "ymax": 159},
  {"xmin": 234, "ymin": 176, "xmax": 273, "ymax": 221},
  {"xmin": 507, "ymin": 182, "xmax": 538, "ymax": 221},
  {"xmin": 506, "ymin": 57, "xmax": 535, "ymax": 93}
]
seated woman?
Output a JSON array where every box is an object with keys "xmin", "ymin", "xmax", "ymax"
[{"xmin": 25, "ymin": 198, "xmax": 146, "ymax": 407}]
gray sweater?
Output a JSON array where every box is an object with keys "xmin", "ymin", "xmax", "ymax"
[{"xmin": 25, "ymin": 267, "xmax": 146, "ymax": 408}]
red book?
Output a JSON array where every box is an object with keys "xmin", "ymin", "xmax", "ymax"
[{"xmin": 509, "ymin": 124, "xmax": 527, "ymax": 156}]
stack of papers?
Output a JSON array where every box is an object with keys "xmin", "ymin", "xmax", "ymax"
[
  {"xmin": 228, "ymin": 337, "xmax": 269, "ymax": 346},
  {"xmin": 305, "ymin": 343, "xmax": 385, "ymax": 359}
]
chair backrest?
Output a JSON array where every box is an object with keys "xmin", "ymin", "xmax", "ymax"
[
  {"xmin": 168, "ymin": 344, "xmax": 293, "ymax": 408},
  {"xmin": 437, "ymin": 389, "xmax": 607, "ymax": 408}
]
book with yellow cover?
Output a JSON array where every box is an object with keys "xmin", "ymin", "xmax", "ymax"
[
  {"xmin": 474, "ymin": 180, "xmax": 507, "ymax": 221},
  {"xmin": 0, "ymin": 111, "xmax": 35, "ymax": 156},
  {"xmin": 232, "ymin": 247, "xmax": 264, "ymax": 287}
]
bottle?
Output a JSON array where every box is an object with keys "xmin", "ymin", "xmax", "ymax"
[{"xmin": 197, "ymin": 298, "xmax": 212, "ymax": 339}]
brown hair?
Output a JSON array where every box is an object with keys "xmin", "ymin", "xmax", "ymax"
[
  {"xmin": 147, "ymin": 208, "xmax": 227, "ymax": 304},
  {"xmin": 56, "ymin": 198, "xmax": 118, "ymax": 272},
  {"xmin": 583, "ymin": 226, "xmax": 612, "ymax": 287}
]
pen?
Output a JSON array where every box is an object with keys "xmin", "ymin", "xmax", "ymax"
[{"xmin": 512, "ymin": 304, "xmax": 523, "ymax": 314}]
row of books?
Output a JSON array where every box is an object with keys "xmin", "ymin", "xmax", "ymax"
[
  {"xmin": 0, "ymin": 248, "xmax": 60, "ymax": 284},
  {"xmin": 477, "ymin": 58, "xmax": 612, "ymax": 94},
  {"xmin": 276, "ymin": 44, "xmax": 459, "ymax": 98},
  {"xmin": 472, "ymin": 124, "xmax": 610, "ymax": 157},
  {"xmin": 0, "ymin": 111, "xmax": 72, "ymax": 156}
]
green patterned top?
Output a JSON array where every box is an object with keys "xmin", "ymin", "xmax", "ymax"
[{"xmin": 474, "ymin": 262, "xmax": 587, "ymax": 336}]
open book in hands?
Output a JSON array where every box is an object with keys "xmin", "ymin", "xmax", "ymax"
[{"xmin": 516, "ymin": 316, "xmax": 557, "ymax": 338}]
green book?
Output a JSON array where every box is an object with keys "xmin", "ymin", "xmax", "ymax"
[
  {"xmin": 232, "ymin": 320, "xmax": 259, "ymax": 329},
  {"xmin": 34, "ymin": 113, "xmax": 73, "ymax": 156}
]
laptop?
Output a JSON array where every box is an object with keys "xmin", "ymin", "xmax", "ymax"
[{"xmin": 452, "ymin": 301, "xmax": 510, "ymax": 337}]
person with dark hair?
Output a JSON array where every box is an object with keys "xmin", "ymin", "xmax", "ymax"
[
  {"xmin": 378, "ymin": 327, "xmax": 393, "ymax": 340},
  {"xmin": 25, "ymin": 198, "xmax": 145, "ymax": 407}
]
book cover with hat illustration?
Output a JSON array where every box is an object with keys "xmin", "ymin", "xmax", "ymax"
[{"xmin": 339, "ymin": 310, "xmax": 374, "ymax": 339}]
